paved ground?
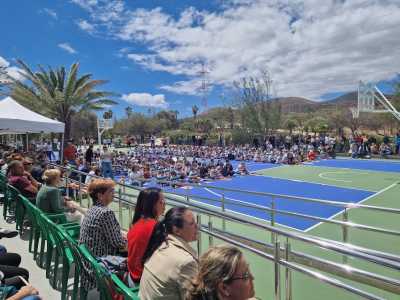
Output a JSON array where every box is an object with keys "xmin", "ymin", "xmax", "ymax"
[{"xmin": 0, "ymin": 206, "xmax": 61, "ymax": 299}]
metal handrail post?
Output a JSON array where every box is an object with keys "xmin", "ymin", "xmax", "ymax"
[
  {"xmin": 221, "ymin": 193, "xmax": 226, "ymax": 231},
  {"xmin": 285, "ymin": 240, "xmax": 292, "ymax": 300},
  {"xmin": 342, "ymin": 209, "xmax": 349, "ymax": 264},
  {"xmin": 118, "ymin": 187, "xmax": 123, "ymax": 225},
  {"xmin": 208, "ymin": 216, "xmax": 214, "ymax": 247},
  {"xmin": 78, "ymin": 173, "xmax": 83, "ymax": 206},
  {"xmin": 197, "ymin": 214, "xmax": 202, "ymax": 256},
  {"xmin": 274, "ymin": 241, "xmax": 281, "ymax": 300},
  {"xmin": 271, "ymin": 196, "xmax": 276, "ymax": 243},
  {"xmin": 65, "ymin": 172, "xmax": 69, "ymax": 198}
]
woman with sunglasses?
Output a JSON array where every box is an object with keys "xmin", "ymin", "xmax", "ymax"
[
  {"xmin": 186, "ymin": 245, "xmax": 256, "ymax": 300},
  {"xmin": 139, "ymin": 207, "xmax": 199, "ymax": 300}
]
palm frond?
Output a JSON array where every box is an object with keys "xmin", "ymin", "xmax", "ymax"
[{"xmin": 65, "ymin": 63, "xmax": 79, "ymax": 100}]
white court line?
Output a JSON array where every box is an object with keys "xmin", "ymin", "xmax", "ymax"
[
  {"xmin": 318, "ymin": 171, "xmax": 370, "ymax": 183},
  {"xmin": 304, "ymin": 181, "xmax": 399, "ymax": 232},
  {"xmin": 201, "ymin": 186, "xmax": 305, "ymax": 232},
  {"xmin": 334, "ymin": 156, "xmax": 400, "ymax": 164},
  {"xmin": 250, "ymin": 171, "xmax": 375, "ymax": 192}
]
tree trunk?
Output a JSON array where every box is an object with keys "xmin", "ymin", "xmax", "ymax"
[{"xmin": 63, "ymin": 114, "xmax": 72, "ymax": 143}]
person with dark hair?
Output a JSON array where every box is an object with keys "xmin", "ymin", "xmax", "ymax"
[
  {"xmin": 127, "ymin": 188, "xmax": 165, "ymax": 286},
  {"xmin": 139, "ymin": 207, "xmax": 199, "ymax": 300},
  {"xmin": 85, "ymin": 144, "xmax": 94, "ymax": 165},
  {"xmin": 79, "ymin": 179, "xmax": 127, "ymax": 289},
  {"xmin": 185, "ymin": 245, "xmax": 256, "ymax": 300}
]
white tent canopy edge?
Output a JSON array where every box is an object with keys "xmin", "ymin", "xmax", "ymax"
[{"xmin": 0, "ymin": 96, "xmax": 65, "ymax": 134}]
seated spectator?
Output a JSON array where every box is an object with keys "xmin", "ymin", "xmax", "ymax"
[
  {"xmin": 0, "ymin": 252, "xmax": 29, "ymax": 290},
  {"xmin": 127, "ymin": 188, "xmax": 165, "ymax": 286},
  {"xmin": 80, "ymin": 179, "xmax": 127, "ymax": 289},
  {"xmin": 85, "ymin": 166, "xmax": 101, "ymax": 185},
  {"xmin": 222, "ymin": 161, "xmax": 234, "ymax": 177},
  {"xmin": 36, "ymin": 169, "xmax": 83, "ymax": 223},
  {"xmin": 236, "ymin": 162, "xmax": 249, "ymax": 175},
  {"xmin": 380, "ymin": 143, "xmax": 392, "ymax": 158},
  {"xmin": 186, "ymin": 245, "xmax": 255, "ymax": 300},
  {"xmin": 307, "ymin": 149, "xmax": 316, "ymax": 161},
  {"xmin": 7, "ymin": 161, "xmax": 38, "ymax": 201},
  {"xmin": 4, "ymin": 283, "xmax": 41, "ymax": 300},
  {"xmin": 128, "ymin": 165, "xmax": 143, "ymax": 186},
  {"xmin": 139, "ymin": 207, "xmax": 198, "ymax": 300}
]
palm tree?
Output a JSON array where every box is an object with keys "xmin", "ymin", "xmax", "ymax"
[
  {"xmin": 9, "ymin": 60, "xmax": 116, "ymax": 141},
  {"xmin": 0, "ymin": 65, "xmax": 9, "ymax": 94},
  {"xmin": 125, "ymin": 106, "xmax": 133, "ymax": 118},
  {"xmin": 192, "ymin": 105, "xmax": 199, "ymax": 119},
  {"xmin": 103, "ymin": 109, "xmax": 113, "ymax": 119}
]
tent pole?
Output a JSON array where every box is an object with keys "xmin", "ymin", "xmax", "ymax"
[
  {"xmin": 60, "ymin": 133, "xmax": 64, "ymax": 162},
  {"xmin": 26, "ymin": 133, "xmax": 29, "ymax": 152}
]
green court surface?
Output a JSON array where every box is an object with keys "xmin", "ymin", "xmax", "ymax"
[
  {"xmin": 255, "ymin": 164, "xmax": 399, "ymax": 192},
  {"xmin": 84, "ymin": 160, "xmax": 400, "ymax": 300}
]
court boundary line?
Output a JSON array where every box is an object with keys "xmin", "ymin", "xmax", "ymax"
[
  {"xmin": 200, "ymin": 185, "xmax": 312, "ymax": 232},
  {"xmin": 166, "ymin": 188, "xmax": 304, "ymax": 232},
  {"xmin": 252, "ymin": 166, "xmax": 377, "ymax": 192},
  {"xmin": 304, "ymin": 181, "xmax": 399, "ymax": 232},
  {"xmin": 334, "ymin": 156, "xmax": 400, "ymax": 164},
  {"xmin": 317, "ymin": 170, "xmax": 370, "ymax": 183}
]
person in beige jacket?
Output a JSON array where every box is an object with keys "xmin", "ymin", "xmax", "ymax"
[{"xmin": 139, "ymin": 207, "xmax": 199, "ymax": 300}]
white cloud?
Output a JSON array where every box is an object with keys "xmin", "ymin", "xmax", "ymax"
[
  {"xmin": 121, "ymin": 93, "xmax": 168, "ymax": 108},
  {"xmin": 73, "ymin": 0, "xmax": 400, "ymax": 100},
  {"xmin": 42, "ymin": 8, "xmax": 58, "ymax": 19},
  {"xmin": 0, "ymin": 56, "xmax": 25, "ymax": 82},
  {"xmin": 76, "ymin": 19, "xmax": 95, "ymax": 33},
  {"xmin": 58, "ymin": 43, "xmax": 77, "ymax": 54}
]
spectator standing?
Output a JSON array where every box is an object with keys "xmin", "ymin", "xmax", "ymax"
[
  {"xmin": 395, "ymin": 131, "xmax": 400, "ymax": 155},
  {"xmin": 100, "ymin": 145, "xmax": 113, "ymax": 179},
  {"xmin": 85, "ymin": 144, "xmax": 94, "ymax": 165}
]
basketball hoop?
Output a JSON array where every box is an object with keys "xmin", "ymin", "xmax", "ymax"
[
  {"xmin": 98, "ymin": 119, "xmax": 112, "ymax": 130},
  {"xmin": 97, "ymin": 118, "xmax": 113, "ymax": 145}
]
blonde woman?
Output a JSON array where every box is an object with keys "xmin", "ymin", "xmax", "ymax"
[
  {"xmin": 185, "ymin": 245, "xmax": 256, "ymax": 300},
  {"xmin": 35, "ymin": 169, "xmax": 84, "ymax": 223}
]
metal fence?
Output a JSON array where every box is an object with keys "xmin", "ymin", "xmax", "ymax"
[{"xmin": 56, "ymin": 164, "xmax": 400, "ymax": 300}]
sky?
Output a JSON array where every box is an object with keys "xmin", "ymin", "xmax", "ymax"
[{"xmin": 1, "ymin": 0, "xmax": 400, "ymax": 119}]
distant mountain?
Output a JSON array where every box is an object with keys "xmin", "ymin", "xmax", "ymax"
[
  {"xmin": 272, "ymin": 97, "xmax": 316, "ymax": 113},
  {"xmin": 197, "ymin": 91, "xmax": 395, "ymax": 117},
  {"xmin": 322, "ymin": 92, "xmax": 358, "ymax": 107}
]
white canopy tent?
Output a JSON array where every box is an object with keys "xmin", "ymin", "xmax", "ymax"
[
  {"xmin": 0, "ymin": 97, "xmax": 65, "ymax": 159},
  {"xmin": 0, "ymin": 97, "xmax": 64, "ymax": 134}
]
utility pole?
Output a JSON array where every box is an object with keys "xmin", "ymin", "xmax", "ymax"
[{"xmin": 198, "ymin": 62, "xmax": 210, "ymax": 109}]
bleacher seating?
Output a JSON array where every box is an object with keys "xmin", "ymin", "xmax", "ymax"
[{"xmin": 0, "ymin": 171, "xmax": 139, "ymax": 300}]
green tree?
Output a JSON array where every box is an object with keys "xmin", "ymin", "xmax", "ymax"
[
  {"xmin": 103, "ymin": 109, "xmax": 113, "ymax": 119},
  {"xmin": 70, "ymin": 111, "xmax": 98, "ymax": 141},
  {"xmin": 125, "ymin": 106, "xmax": 133, "ymax": 118},
  {"xmin": 9, "ymin": 60, "xmax": 116, "ymax": 141},
  {"xmin": 0, "ymin": 65, "xmax": 9, "ymax": 94},
  {"xmin": 305, "ymin": 116, "xmax": 329, "ymax": 135},
  {"xmin": 283, "ymin": 117, "xmax": 298, "ymax": 135}
]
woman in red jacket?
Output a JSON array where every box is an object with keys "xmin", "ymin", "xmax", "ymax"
[{"xmin": 127, "ymin": 187, "xmax": 165, "ymax": 286}]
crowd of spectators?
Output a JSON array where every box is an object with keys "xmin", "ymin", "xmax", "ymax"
[
  {"xmin": 1, "ymin": 140, "xmax": 257, "ymax": 299},
  {"xmin": 1, "ymin": 129, "xmax": 400, "ymax": 299}
]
